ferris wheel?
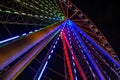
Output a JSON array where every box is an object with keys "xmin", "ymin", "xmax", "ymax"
[{"xmin": 0, "ymin": 0, "xmax": 120, "ymax": 80}]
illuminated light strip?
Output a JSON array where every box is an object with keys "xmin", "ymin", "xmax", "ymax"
[
  {"xmin": 71, "ymin": 20, "xmax": 120, "ymax": 68},
  {"xmin": 67, "ymin": 27, "xmax": 78, "ymax": 80},
  {"xmin": 91, "ymin": 52, "xmax": 110, "ymax": 79},
  {"xmin": 37, "ymin": 0, "xmax": 62, "ymax": 15},
  {"xmin": 38, "ymin": 62, "xmax": 48, "ymax": 80},
  {"xmin": 70, "ymin": 27, "xmax": 97, "ymax": 79},
  {"xmin": 9, "ymin": 3, "xmax": 59, "ymax": 21},
  {"xmin": 0, "ymin": 7, "xmax": 45, "ymax": 19},
  {"xmin": 95, "ymin": 59, "xmax": 111, "ymax": 79},
  {"xmin": 69, "ymin": 45, "xmax": 78, "ymax": 80},
  {"xmin": 95, "ymin": 60, "xmax": 111, "ymax": 79},
  {"xmin": 0, "ymin": 36, "xmax": 20, "ymax": 44},
  {"xmin": 70, "ymin": 26, "xmax": 96, "ymax": 78},
  {"xmin": 71, "ymin": 26, "xmax": 105, "ymax": 80},
  {"xmin": 62, "ymin": 31, "xmax": 87, "ymax": 80},
  {"xmin": 22, "ymin": 1, "xmax": 61, "ymax": 19},
  {"xmin": 0, "ymin": 0, "xmax": 64, "ymax": 21},
  {"xmin": 79, "ymin": 44, "xmax": 97, "ymax": 78},
  {"xmin": 22, "ymin": 28, "xmax": 42, "ymax": 36},
  {"xmin": 61, "ymin": 32, "xmax": 74, "ymax": 80},
  {"xmin": 37, "ymin": 31, "xmax": 60, "ymax": 80},
  {"xmin": 87, "ymin": 42, "xmax": 120, "ymax": 77}
]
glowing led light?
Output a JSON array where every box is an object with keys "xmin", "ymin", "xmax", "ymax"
[
  {"xmin": 35, "ymin": 15, "xmax": 38, "ymax": 17},
  {"xmin": 14, "ymin": 12, "xmax": 19, "ymax": 14},
  {"xmin": 51, "ymin": 50, "xmax": 53, "ymax": 53},
  {"xmin": 55, "ymin": 41, "xmax": 58, "ymax": 44},
  {"xmin": 75, "ymin": 76, "xmax": 78, "ymax": 80},
  {"xmin": 37, "ymin": 62, "xmax": 48, "ymax": 80},
  {"xmin": 39, "ymin": 28, "xmax": 43, "ymax": 30},
  {"xmin": 72, "ymin": 56, "xmax": 74, "ymax": 59},
  {"xmin": 29, "ymin": 31, "xmax": 33, "ymax": 34},
  {"xmin": 70, "ymin": 41, "xmax": 72, "ymax": 44},
  {"xmin": 16, "ymin": 0, "xmax": 20, "ymax": 2},
  {"xmin": 6, "ymin": 10, "xmax": 11, "ymax": 13},
  {"xmin": 73, "ymin": 62, "xmax": 75, "ymax": 66},
  {"xmin": 92, "ymin": 73, "xmax": 96, "ymax": 77},
  {"xmin": 86, "ymin": 61, "xmax": 89, "ymax": 64},
  {"xmin": 21, "ymin": 13, "xmax": 26, "ymax": 15},
  {"xmin": 22, "ymin": 33, "xmax": 27, "ymax": 36},
  {"xmin": 48, "ymin": 55, "xmax": 51, "ymax": 59},
  {"xmin": 44, "ymin": 16, "xmax": 47, "ymax": 18},
  {"xmin": 57, "ymin": 37, "xmax": 59, "ymax": 40},
  {"xmin": 53, "ymin": 45, "xmax": 56, "ymax": 49},
  {"xmin": 35, "ymin": 30, "xmax": 38, "ymax": 32},
  {"xmin": 0, "ymin": 36, "xmax": 19, "ymax": 44},
  {"xmin": 74, "ymin": 69, "xmax": 76, "ymax": 73},
  {"xmin": 49, "ymin": 17, "xmax": 51, "ymax": 19},
  {"xmin": 69, "ymin": 37, "xmax": 71, "ymax": 40}
]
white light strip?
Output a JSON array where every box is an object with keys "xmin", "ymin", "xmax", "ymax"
[
  {"xmin": 0, "ymin": 36, "xmax": 20, "ymax": 44},
  {"xmin": 38, "ymin": 62, "xmax": 48, "ymax": 80}
]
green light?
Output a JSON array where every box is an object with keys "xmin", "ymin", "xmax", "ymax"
[
  {"xmin": 16, "ymin": 0, "xmax": 20, "ymax": 2},
  {"xmin": 21, "ymin": 13, "xmax": 26, "ymax": 15},
  {"xmin": 62, "ymin": 16, "xmax": 65, "ymax": 20},
  {"xmin": 6, "ymin": 10, "xmax": 11, "ymax": 13},
  {"xmin": 35, "ymin": 15, "xmax": 38, "ymax": 17},
  {"xmin": 40, "ymin": 16, "xmax": 43, "ymax": 18},
  {"xmin": 30, "ymin": 5, "xmax": 34, "ymax": 8},
  {"xmin": 14, "ymin": 12, "xmax": 19, "ymax": 14}
]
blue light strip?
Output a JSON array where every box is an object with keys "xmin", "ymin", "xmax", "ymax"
[
  {"xmin": 38, "ymin": 62, "xmax": 48, "ymax": 80},
  {"xmin": 74, "ymin": 29, "xmax": 105, "ymax": 80},
  {"xmin": 69, "ymin": 25, "xmax": 97, "ymax": 78},
  {"xmin": 68, "ymin": 20, "xmax": 105, "ymax": 79},
  {"xmin": 87, "ymin": 41, "xmax": 120, "ymax": 77},
  {"xmin": 0, "ymin": 36, "xmax": 20, "ymax": 44},
  {"xmin": 70, "ymin": 20, "xmax": 120, "ymax": 68}
]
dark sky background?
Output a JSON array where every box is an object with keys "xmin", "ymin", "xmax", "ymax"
[{"xmin": 70, "ymin": 0, "xmax": 120, "ymax": 58}]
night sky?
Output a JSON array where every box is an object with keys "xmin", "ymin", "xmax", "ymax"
[{"xmin": 71, "ymin": 0, "xmax": 120, "ymax": 58}]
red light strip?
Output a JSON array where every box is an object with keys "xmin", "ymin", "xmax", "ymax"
[
  {"xmin": 61, "ymin": 32, "xmax": 74, "ymax": 80},
  {"xmin": 62, "ymin": 31, "xmax": 87, "ymax": 80}
]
